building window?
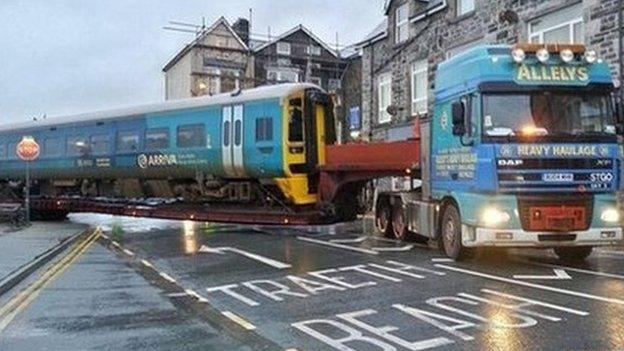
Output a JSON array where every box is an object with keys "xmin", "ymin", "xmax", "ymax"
[
  {"xmin": 378, "ymin": 73, "xmax": 392, "ymax": 124},
  {"xmin": 43, "ymin": 138, "xmax": 63, "ymax": 157},
  {"xmin": 177, "ymin": 124, "xmax": 206, "ymax": 148},
  {"xmin": 308, "ymin": 76, "xmax": 322, "ymax": 86},
  {"xmin": 446, "ymin": 40, "xmax": 481, "ymax": 59},
  {"xmin": 328, "ymin": 78, "xmax": 342, "ymax": 91},
  {"xmin": 276, "ymin": 42, "xmax": 291, "ymax": 55},
  {"xmin": 116, "ymin": 132, "xmax": 140, "ymax": 153},
  {"xmin": 529, "ymin": 4, "xmax": 583, "ymax": 44},
  {"xmin": 267, "ymin": 69, "xmax": 299, "ymax": 83},
  {"xmin": 204, "ymin": 67, "xmax": 221, "ymax": 95},
  {"xmin": 456, "ymin": 0, "xmax": 475, "ymax": 17},
  {"xmin": 395, "ymin": 3, "xmax": 409, "ymax": 43},
  {"xmin": 411, "ymin": 60, "xmax": 429, "ymax": 115},
  {"xmin": 90, "ymin": 135, "xmax": 110, "ymax": 155},
  {"xmin": 256, "ymin": 118, "xmax": 273, "ymax": 142},
  {"xmin": 307, "ymin": 45, "xmax": 321, "ymax": 56},
  {"xmin": 145, "ymin": 128, "xmax": 169, "ymax": 150}
]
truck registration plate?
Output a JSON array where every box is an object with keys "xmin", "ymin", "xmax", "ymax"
[{"xmin": 542, "ymin": 173, "xmax": 574, "ymax": 182}]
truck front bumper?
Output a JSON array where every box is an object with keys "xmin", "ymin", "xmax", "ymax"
[{"xmin": 463, "ymin": 226, "xmax": 623, "ymax": 248}]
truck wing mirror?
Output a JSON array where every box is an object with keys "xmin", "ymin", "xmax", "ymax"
[{"xmin": 451, "ymin": 101, "xmax": 465, "ymax": 136}]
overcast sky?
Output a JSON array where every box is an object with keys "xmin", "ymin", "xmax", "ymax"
[{"xmin": 0, "ymin": 0, "xmax": 384, "ymax": 124}]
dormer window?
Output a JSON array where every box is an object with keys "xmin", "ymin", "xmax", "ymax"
[
  {"xmin": 395, "ymin": 3, "xmax": 409, "ymax": 43},
  {"xmin": 277, "ymin": 42, "xmax": 291, "ymax": 55}
]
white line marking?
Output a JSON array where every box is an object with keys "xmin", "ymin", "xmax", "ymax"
[
  {"xmin": 166, "ymin": 292, "xmax": 188, "ymax": 298},
  {"xmin": 111, "ymin": 241, "xmax": 121, "ymax": 248},
  {"xmin": 329, "ymin": 236, "xmax": 367, "ymax": 244},
  {"xmin": 159, "ymin": 272, "xmax": 177, "ymax": 283},
  {"xmin": 185, "ymin": 289, "xmax": 209, "ymax": 303},
  {"xmin": 480, "ymin": 289, "xmax": 589, "ymax": 316},
  {"xmin": 199, "ymin": 246, "xmax": 291, "ymax": 269},
  {"xmin": 122, "ymin": 249, "xmax": 135, "ymax": 257},
  {"xmin": 521, "ymin": 260, "xmax": 624, "ymax": 280},
  {"xmin": 386, "ymin": 260, "xmax": 446, "ymax": 276},
  {"xmin": 513, "ymin": 269, "xmax": 572, "ymax": 280},
  {"xmin": 372, "ymin": 245, "xmax": 414, "ymax": 252},
  {"xmin": 435, "ymin": 264, "xmax": 624, "ymax": 306},
  {"xmin": 297, "ymin": 237, "xmax": 379, "ymax": 255},
  {"xmin": 100, "ymin": 234, "xmax": 110, "ymax": 240},
  {"xmin": 431, "ymin": 258, "xmax": 454, "ymax": 263},
  {"xmin": 140, "ymin": 260, "xmax": 154, "ymax": 268},
  {"xmin": 596, "ymin": 249, "xmax": 624, "ymax": 256},
  {"xmin": 222, "ymin": 311, "xmax": 256, "ymax": 330}
]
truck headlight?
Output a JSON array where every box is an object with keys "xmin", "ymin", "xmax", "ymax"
[
  {"xmin": 481, "ymin": 207, "xmax": 511, "ymax": 227},
  {"xmin": 601, "ymin": 208, "xmax": 620, "ymax": 223}
]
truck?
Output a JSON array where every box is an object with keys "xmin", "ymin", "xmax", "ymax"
[{"xmin": 374, "ymin": 43, "xmax": 623, "ymax": 260}]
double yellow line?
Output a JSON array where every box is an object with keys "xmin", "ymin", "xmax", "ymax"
[{"xmin": 0, "ymin": 228, "xmax": 101, "ymax": 333}]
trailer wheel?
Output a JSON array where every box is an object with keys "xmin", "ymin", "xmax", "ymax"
[
  {"xmin": 440, "ymin": 204, "xmax": 471, "ymax": 260},
  {"xmin": 376, "ymin": 201, "xmax": 393, "ymax": 237},
  {"xmin": 392, "ymin": 199, "xmax": 408, "ymax": 240},
  {"xmin": 554, "ymin": 247, "xmax": 593, "ymax": 262}
]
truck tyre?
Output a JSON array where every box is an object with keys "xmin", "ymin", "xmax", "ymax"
[
  {"xmin": 376, "ymin": 202, "xmax": 393, "ymax": 238},
  {"xmin": 440, "ymin": 204, "xmax": 471, "ymax": 260},
  {"xmin": 554, "ymin": 247, "xmax": 593, "ymax": 262},
  {"xmin": 392, "ymin": 199, "xmax": 408, "ymax": 240}
]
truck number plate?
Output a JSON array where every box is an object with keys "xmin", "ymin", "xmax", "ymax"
[{"xmin": 542, "ymin": 173, "xmax": 574, "ymax": 182}]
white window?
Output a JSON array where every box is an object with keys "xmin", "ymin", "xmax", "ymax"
[
  {"xmin": 276, "ymin": 42, "xmax": 291, "ymax": 55},
  {"xmin": 378, "ymin": 73, "xmax": 392, "ymax": 124},
  {"xmin": 529, "ymin": 4, "xmax": 583, "ymax": 44},
  {"xmin": 328, "ymin": 78, "xmax": 342, "ymax": 90},
  {"xmin": 308, "ymin": 76, "xmax": 322, "ymax": 86},
  {"xmin": 395, "ymin": 3, "xmax": 409, "ymax": 43},
  {"xmin": 267, "ymin": 69, "xmax": 299, "ymax": 83},
  {"xmin": 411, "ymin": 60, "xmax": 428, "ymax": 115},
  {"xmin": 456, "ymin": 0, "xmax": 475, "ymax": 17},
  {"xmin": 307, "ymin": 45, "xmax": 321, "ymax": 56},
  {"xmin": 206, "ymin": 68, "xmax": 221, "ymax": 95}
]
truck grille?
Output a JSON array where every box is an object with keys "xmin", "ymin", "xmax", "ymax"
[{"xmin": 517, "ymin": 195, "xmax": 593, "ymax": 232}]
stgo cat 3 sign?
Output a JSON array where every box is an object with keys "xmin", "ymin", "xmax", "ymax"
[{"xmin": 16, "ymin": 136, "xmax": 40, "ymax": 161}]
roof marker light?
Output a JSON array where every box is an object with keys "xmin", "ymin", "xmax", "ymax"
[
  {"xmin": 584, "ymin": 50, "xmax": 597, "ymax": 64},
  {"xmin": 560, "ymin": 49, "xmax": 574, "ymax": 63},
  {"xmin": 536, "ymin": 48, "xmax": 550, "ymax": 63},
  {"xmin": 511, "ymin": 48, "xmax": 525, "ymax": 63}
]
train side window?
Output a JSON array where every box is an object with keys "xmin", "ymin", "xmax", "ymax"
[
  {"xmin": 0, "ymin": 144, "xmax": 6, "ymax": 160},
  {"xmin": 90, "ymin": 135, "xmax": 110, "ymax": 155},
  {"xmin": 145, "ymin": 128, "xmax": 169, "ymax": 150},
  {"xmin": 8, "ymin": 142, "xmax": 18, "ymax": 159},
  {"xmin": 234, "ymin": 120, "xmax": 242, "ymax": 146},
  {"xmin": 44, "ymin": 138, "xmax": 63, "ymax": 157},
  {"xmin": 67, "ymin": 136, "xmax": 88, "ymax": 156},
  {"xmin": 255, "ymin": 117, "xmax": 273, "ymax": 142},
  {"xmin": 289, "ymin": 98, "xmax": 304, "ymax": 143},
  {"xmin": 223, "ymin": 121, "xmax": 230, "ymax": 147},
  {"xmin": 116, "ymin": 131, "xmax": 140, "ymax": 153},
  {"xmin": 177, "ymin": 124, "xmax": 206, "ymax": 148}
]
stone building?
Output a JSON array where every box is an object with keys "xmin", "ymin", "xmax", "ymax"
[
  {"xmin": 356, "ymin": 0, "xmax": 623, "ymax": 142},
  {"xmin": 163, "ymin": 17, "xmax": 254, "ymax": 100}
]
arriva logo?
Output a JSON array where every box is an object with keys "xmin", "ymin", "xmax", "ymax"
[{"xmin": 137, "ymin": 154, "xmax": 178, "ymax": 169}]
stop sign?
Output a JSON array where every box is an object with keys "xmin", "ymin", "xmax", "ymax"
[{"xmin": 16, "ymin": 136, "xmax": 40, "ymax": 161}]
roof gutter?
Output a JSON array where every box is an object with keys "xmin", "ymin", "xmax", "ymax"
[{"xmin": 410, "ymin": 0, "xmax": 447, "ymax": 23}]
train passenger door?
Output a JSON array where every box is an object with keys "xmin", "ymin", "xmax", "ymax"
[{"xmin": 221, "ymin": 105, "xmax": 246, "ymax": 178}]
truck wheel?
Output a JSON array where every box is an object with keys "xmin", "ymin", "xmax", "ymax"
[
  {"xmin": 440, "ymin": 204, "xmax": 471, "ymax": 260},
  {"xmin": 392, "ymin": 199, "xmax": 408, "ymax": 240},
  {"xmin": 554, "ymin": 247, "xmax": 593, "ymax": 262},
  {"xmin": 376, "ymin": 202, "xmax": 393, "ymax": 238}
]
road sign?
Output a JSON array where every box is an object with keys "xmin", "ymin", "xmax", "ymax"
[{"xmin": 16, "ymin": 136, "xmax": 40, "ymax": 161}]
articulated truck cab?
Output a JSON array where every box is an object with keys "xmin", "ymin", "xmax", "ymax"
[{"xmin": 376, "ymin": 44, "xmax": 624, "ymax": 260}]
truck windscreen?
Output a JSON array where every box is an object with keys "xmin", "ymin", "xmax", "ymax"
[{"xmin": 482, "ymin": 92, "xmax": 616, "ymax": 141}]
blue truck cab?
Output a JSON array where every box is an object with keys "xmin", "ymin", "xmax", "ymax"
[{"xmin": 376, "ymin": 44, "xmax": 623, "ymax": 260}]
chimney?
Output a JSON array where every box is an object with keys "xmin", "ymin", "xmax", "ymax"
[{"xmin": 233, "ymin": 18, "xmax": 250, "ymax": 46}]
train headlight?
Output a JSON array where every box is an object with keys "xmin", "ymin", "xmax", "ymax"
[
  {"xmin": 511, "ymin": 48, "xmax": 526, "ymax": 63},
  {"xmin": 560, "ymin": 49, "xmax": 574, "ymax": 63},
  {"xmin": 481, "ymin": 207, "xmax": 511, "ymax": 227},
  {"xmin": 601, "ymin": 208, "xmax": 620, "ymax": 223},
  {"xmin": 536, "ymin": 48, "xmax": 550, "ymax": 63},
  {"xmin": 584, "ymin": 50, "xmax": 597, "ymax": 64}
]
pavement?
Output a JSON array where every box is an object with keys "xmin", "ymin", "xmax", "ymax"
[{"xmin": 0, "ymin": 216, "xmax": 623, "ymax": 350}]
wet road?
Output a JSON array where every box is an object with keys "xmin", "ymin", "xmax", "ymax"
[{"xmin": 1, "ymin": 217, "xmax": 624, "ymax": 350}]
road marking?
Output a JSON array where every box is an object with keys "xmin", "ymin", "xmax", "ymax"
[
  {"xmin": 111, "ymin": 241, "xmax": 121, "ymax": 248},
  {"xmin": 520, "ymin": 260, "xmax": 624, "ymax": 280},
  {"xmin": 386, "ymin": 260, "xmax": 446, "ymax": 276},
  {"xmin": 122, "ymin": 249, "xmax": 135, "ymax": 257},
  {"xmin": 0, "ymin": 229, "xmax": 101, "ymax": 332},
  {"xmin": 479, "ymin": 289, "xmax": 588, "ymax": 316},
  {"xmin": 596, "ymin": 249, "xmax": 624, "ymax": 257},
  {"xmin": 371, "ymin": 245, "xmax": 414, "ymax": 252},
  {"xmin": 140, "ymin": 259, "xmax": 154, "ymax": 268},
  {"xmin": 297, "ymin": 237, "xmax": 379, "ymax": 255},
  {"xmin": 185, "ymin": 289, "xmax": 209, "ymax": 303},
  {"xmin": 435, "ymin": 264, "xmax": 624, "ymax": 306},
  {"xmin": 166, "ymin": 292, "xmax": 188, "ymax": 298},
  {"xmin": 159, "ymin": 272, "xmax": 177, "ymax": 283},
  {"xmin": 513, "ymin": 269, "xmax": 572, "ymax": 280},
  {"xmin": 330, "ymin": 236, "xmax": 367, "ymax": 244},
  {"xmin": 222, "ymin": 311, "xmax": 256, "ymax": 330},
  {"xmin": 431, "ymin": 258, "xmax": 454, "ymax": 263},
  {"xmin": 199, "ymin": 245, "xmax": 291, "ymax": 269},
  {"xmin": 100, "ymin": 234, "xmax": 110, "ymax": 240}
]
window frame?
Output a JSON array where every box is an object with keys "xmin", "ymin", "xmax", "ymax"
[
  {"xmin": 378, "ymin": 73, "xmax": 393, "ymax": 124},
  {"xmin": 177, "ymin": 124, "xmax": 206, "ymax": 149},
  {"xmin": 90, "ymin": 134, "xmax": 110, "ymax": 156},
  {"xmin": 255, "ymin": 117, "xmax": 274, "ymax": 142},
  {"xmin": 411, "ymin": 60, "xmax": 429, "ymax": 116},
  {"xmin": 528, "ymin": 9, "xmax": 583, "ymax": 44},
  {"xmin": 116, "ymin": 131, "xmax": 140, "ymax": 154},
  {"xmin": 456, "ymin": 0, "xmax": 475, "ymax": 17},
  {"xmin": 67, "ymin": 136, "xmax": 88, "ymax": 157},
  {"xmin": 43, "ymin": 137, "xmax": 63, "ymax": 158},
  {"xmin": 307, "ymin": 45, "xmax": 321, "ymax": 56},
  {"xmin": 145, "ymin": 127, "xmax": 170, "ymax": 150},
  {"xmin": 276, "ymin": 42, "xmax": 291, "ymax": 55},
  {"xmin": 395, "ymin": 3, "xmax": 409, "ymax": 44}
]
